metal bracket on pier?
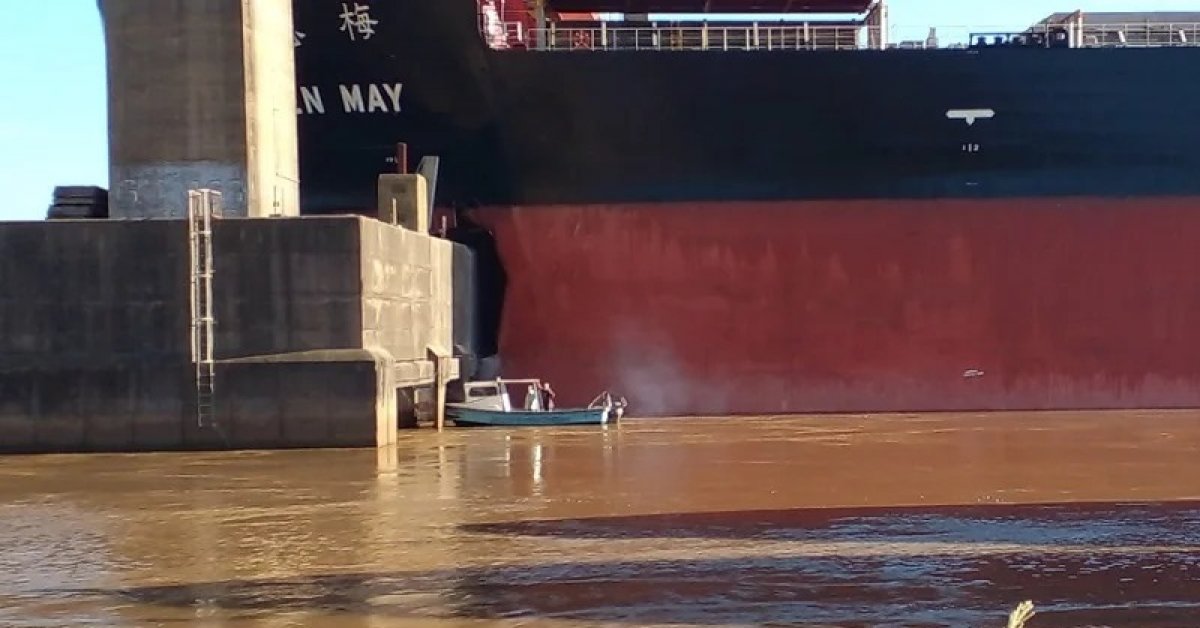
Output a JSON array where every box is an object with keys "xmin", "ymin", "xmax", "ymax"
[
  {"xmin": 427, "ymin": 344, "xmax": 457, "ymax": 432},
  {"xmin": 416, "ymin": 156, "xmax": 440, "ymax": 231}
]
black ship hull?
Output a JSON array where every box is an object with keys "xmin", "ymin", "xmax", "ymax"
[{"xmin": 294, "ymin": 0, "xmax": 1200, "ymax": 415}]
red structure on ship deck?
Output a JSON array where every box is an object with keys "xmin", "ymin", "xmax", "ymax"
[{"xmin": 543, "ymin": 0, "xmax": 877, "ymax": 13}]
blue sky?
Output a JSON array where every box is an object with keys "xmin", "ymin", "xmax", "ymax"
[{"xmin": 0, "ymin": 0, "xmax": 1196, "ymax": 221}]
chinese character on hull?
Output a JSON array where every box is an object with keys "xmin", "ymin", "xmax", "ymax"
[{"xmin": 339, "ymin": 3, "xmax": 379, "ymax": 42}]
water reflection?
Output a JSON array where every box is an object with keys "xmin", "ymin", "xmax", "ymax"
[
  {"xmin": 0, "ymin": 412, "xmax": 1197, "ymax": 626},
  {"xmin": 94, "ymin": 549, "xmax": 1200, "ymax": 627}
]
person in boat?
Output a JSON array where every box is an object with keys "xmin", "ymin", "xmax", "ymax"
[
  {"xmin": 612, "ymin": 394, "xmax": 628, "ymax": 420},
  {"xmin": 539, "ymin": 382, "xmax": 556, "ymax": 411},
  {"xmin": 525, "ymin": 384, "xmax": 541, "ymax": 410}
]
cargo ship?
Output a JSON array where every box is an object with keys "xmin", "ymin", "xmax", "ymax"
[{"xmin": 293, "ymin": 0, "xmax": 1200, "ymax": 416}]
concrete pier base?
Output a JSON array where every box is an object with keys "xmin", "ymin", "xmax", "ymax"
[
  {"xmin": 0, "ymin": 216, "xmax": 469, "ymax": 453},
  {"xmin": 0, "ymin": 350, "xmax": 391, "ymax": 452},
  {"xmin": 1, "ymin": 0, "xmax": 478, "ymax": 453}
]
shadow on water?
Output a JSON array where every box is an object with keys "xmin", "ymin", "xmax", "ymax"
[
  {"xmin": 461, "ymin": 499, "xmax": 1200, "ymax": 543},
  {"xmin": 82, "ymin": 500, "xmax": 1200, "ymax": 627},
  {"xmin": 82, "ymin": 555, "xmax": 1200, "ymax": 627}
]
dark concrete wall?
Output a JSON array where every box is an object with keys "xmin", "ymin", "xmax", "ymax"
[
  {"xmin": 0, "ymin": 216, "xmax": 460, "ymax": 453},
  {"xmin": 0, "ymin": 217, "xmax": 367, "ymax": 369},
  {"xmin": 0, "ymin": 352, "xmax": 388, "ymax": 454},
  {"xmin": 451, "ymin": 242, "xmax": 478, "ymax": 375},
  {"xmin": 0, "ymin": 220, "xmax": 187, "ymax": 370},
  {"xmin": 214, "ymin": 217, "xmax": 363, "ymax": 358}
]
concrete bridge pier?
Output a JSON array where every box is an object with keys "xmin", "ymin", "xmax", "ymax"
[
  {"xmin": 99, "ymin": 0, "xmax": 299, "ymax": 219},
  {"xmin": 0, "ymin": 0, "xmax": 475, "ymax": 453}
]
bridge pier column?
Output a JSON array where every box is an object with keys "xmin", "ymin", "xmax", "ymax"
[{"xmin": 99, "ymin": 0, "xmax": 299, "ymax": 218}]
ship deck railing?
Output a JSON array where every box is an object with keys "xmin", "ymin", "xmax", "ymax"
[
  {"xmin": 1076, "ymin": 23, "xmax": 1200, "ymax": 48},
  {"xmin": 486, "ymin": 21, "xmax": 1200, "ymax": 51},
  {"xmin": 522, "ymin": 23, "xmax": 875, "ymax": 51}
]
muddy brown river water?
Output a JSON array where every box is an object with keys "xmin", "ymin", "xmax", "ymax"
[{"xmin": 2, "ymin": 412, "xmax": 1200, "ymax": 627}]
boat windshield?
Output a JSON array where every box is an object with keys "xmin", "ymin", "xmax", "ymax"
[{"xmin": 468, "ymin": 386, "xmax": 500, "ymax": 397}]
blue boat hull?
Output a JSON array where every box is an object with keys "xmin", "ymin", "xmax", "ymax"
[{"xmin": 448, "ymin": 406, "xmax": 610, "ymax": 427}]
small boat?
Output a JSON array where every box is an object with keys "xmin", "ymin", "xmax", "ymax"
[{"xmin": 446, "ymin": 378, "xmax": 627, "ymax": 427}]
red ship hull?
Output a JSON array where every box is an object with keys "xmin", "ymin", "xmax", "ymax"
[{"xmin": 472, "ymin": 197, "xmax": 1200, "ymax": 415}]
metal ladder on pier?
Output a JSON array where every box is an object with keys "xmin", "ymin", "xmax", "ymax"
[{"xmin": 187, "ymin": 189, "xmax": 220, "ymax": 429}]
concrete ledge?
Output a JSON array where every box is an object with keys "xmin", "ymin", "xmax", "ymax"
[
  {"xmin": 395, "ymin": 359, "xmax": 435, "ymax": 387},
  {"xmin": 222, "ymin": 348, "xmax": 385, "ymax": 364},
  {"xmin": 0, "ymin": 349, "xmax": 394, "ymax": 454},
  {"xmin": 0, "ymin": 363, "xmax": 188, "ymax": 453},
  {"xmin": 213, "ymin": 353, "xmax": 389, "ymax": 450}
]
